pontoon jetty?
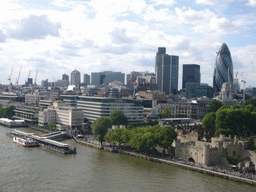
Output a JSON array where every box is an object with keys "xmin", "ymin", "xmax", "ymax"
[{"xmin": 10, "ymin": 129, "xmax": 76, "ymax": 154}]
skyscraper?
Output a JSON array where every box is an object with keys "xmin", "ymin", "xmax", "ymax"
[
  {"xmin": 83, "ymin": 74, "xmax": 90, "ymax": 85},
  {"xmin": 155, "ymin": 47, "xmax": 179, "ymax": 95},
  {"xmin": 182, "ymin": 64, "xmax": 200, "ymax": 89},
  {"xmin": 70, "ymin": 69, "xmax": 81, "ymax": 88},
  {"xmin": 91, "ymin": 71, "xmax": 125, "ymax": 85},
  {"xmin": 213, "ymin": 43, "xmax": 233, "ymax": 93},
  {"xmin": 62, "ymin": 74, "xmax": 69, "ymax": 81}
]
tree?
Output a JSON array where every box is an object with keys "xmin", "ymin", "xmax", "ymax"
[
  {"xmin": 202, "ymin": 112, "xmax": 216, "ymax": 135},
  {"xmin": 92, "ymin": 117, "xmax": 112, "ymax": 145},
  {"xmin": 207, "ymin": 99, "xmax": 223, "ymax": 113},
  {"xmin": 111, "ymin": 110, "xmax": 128, "ymax": 126},
  {"xmin": 158, "ymin": 126, "xmax": 177, "ymax": 152},
  {"xmin": 226, "ymin": 156, "xmax": 239, "ymax": 165},
  {"xmin": 244, "ymin": 98, "xmax": 256, "ymax": 107},
  {"xmin": 48, "ymin": 123, "xmax": 56, "ymax": 130},
  {"xmin": 3, "ymin": 106, "xmax": 15, "ymax": 118},
  {"xmin": 161, "ymin": 108, "xmax": 171, "ymax": 118}
]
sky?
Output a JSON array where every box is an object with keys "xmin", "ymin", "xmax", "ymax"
[{"xmin": 0, "ymin": 0, "xmax": 256, "ymax": 89}]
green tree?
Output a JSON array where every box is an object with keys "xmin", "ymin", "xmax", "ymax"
[
  {"xmin": 226, "ymin": 156, "xmax": 239, "ymax": 165},
  {"xmin": 161, "ymin": 107, "xmax": 171, "ymax": 118},
  {"xmin": 92, "ymin": 117, "xmax": 112, "ymax": 145},
  {"xmin": 215, "ymin": 109, "xmax": 228, "ymax": 130},
  {"xmin": 0, "ymin": 108, "xmax": 4, "ymax": 117},
  {"xmin": 202, "ymin": 112, "xmax": 216, "ymax": 135},
  {"xmin": 208, "ymin": 99, "xmax": 223, "ymax": 113},
  {"xmin": 111, "ymin": 110, "xmax": 128, "ymax": 126},
  {"xmin": 48, "ymin": 123, "xmax": 56, "ymax": 130},
  {"xmin": 158, "ymin": 126, "xmax": 177, "ymax": 152},
  {"xmin": 244, "ymin": 98, "xmax": 256, "ymax": 107},
  {"xmin": 3, "ymin": 106, "xmax": 15, "ymax": 118}
]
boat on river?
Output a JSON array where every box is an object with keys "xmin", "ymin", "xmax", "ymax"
[{"xmin": 13, "ymin": 136, "xmax": 39, "ymax": 147}]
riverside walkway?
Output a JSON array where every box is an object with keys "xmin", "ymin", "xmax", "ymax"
[{"xmin": 74, "ymin": 136, "xmax": 256, "ymax": 186}]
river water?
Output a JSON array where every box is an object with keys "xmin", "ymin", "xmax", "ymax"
[{"xmin": 0, "ymin": 126, "xmax": 255, "ymax": 192}]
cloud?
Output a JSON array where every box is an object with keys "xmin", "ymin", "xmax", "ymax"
[
  {"xmin": 247, "ymin": 0, "xmax": 256, "ymax": 6},
  {"xmin": 195, "ymin": 0, "xmax": 236, "ymax": 5},
  {"xmin": 150, "ymin": 0, "xmax": 176, "ymax": 6},
  {"xmin": 0, "ymin": 30, "xmax": 7, "ymax": 42},
  {"xmin": 8, "ymin": 15, "xmax": 61, "ymax": 41},
  {"xmin": 89, "ymin": 0, "xmax": 147, "ymax": 17},
  {"xmin": 110, "ymin": 28, "xmax": 136, "ymax": 45},
  {"xmin": 99, "ymin": 44, "xmax": 133, "ymax": 54},
  {"xmin": 175, "ymin": 8, "xmax": 241, "ymax": 34}
]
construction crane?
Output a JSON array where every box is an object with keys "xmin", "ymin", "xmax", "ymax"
[
  {"xmin": 16, "ymin": 66, "xmax": 22, "ymax": 86},
  {"xmin": 8, "ymin": 66, "xmax": 14, "ymax": 85},
  {"xmin": 34, "ymin": 69, "xmax": 38, "ymax": 89}
]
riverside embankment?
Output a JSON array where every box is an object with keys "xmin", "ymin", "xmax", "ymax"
[{"xmin": 73, "ymin": 136, "xmax": 256, "ymax": 186}]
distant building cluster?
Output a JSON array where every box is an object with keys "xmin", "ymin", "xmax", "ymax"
[{"xmin": 0, "ymin": 43, "xmax": 252, "ymax": 128}]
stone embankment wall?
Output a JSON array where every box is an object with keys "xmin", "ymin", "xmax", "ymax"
[{"xmin": 73, "ymin": 136, "xmax": 256, "ymax": 186}]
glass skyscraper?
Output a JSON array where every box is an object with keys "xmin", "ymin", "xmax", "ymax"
[
  {"xmin": 155, "ymin": 47, "xmax": 179, "ymax": 95},
  {"xmin": 213, "ymin": 43, "xmax": 233, "ymax": 93},
  {"xmin": 182, "ymin": 64, "xmax": 200, "ymax": 89}
]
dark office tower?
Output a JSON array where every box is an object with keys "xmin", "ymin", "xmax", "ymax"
[
  {"xmin": 213, "ymin": 43, "xmax": 233, "ymax": 93},
  {"xmin": 62, "ymin": 74, "xmax": 69, "ymax": 81},
  {"xmin": 182, "ymin": 64, "xmax": 200, "ymax": 89},
  {"xmin": 27, "ymin": 78, "xmax": 33, "ymax": 86},
  {"xmin": 155, "ymin": 47, "xmax": 179, "ymax": 95}
]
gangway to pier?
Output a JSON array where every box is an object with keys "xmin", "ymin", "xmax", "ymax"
[{"xmin": 41, "ymin": 131, "xmax": 62, "ymax": 137}]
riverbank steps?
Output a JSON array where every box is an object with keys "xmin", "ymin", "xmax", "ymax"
[{"xmin": 73, "ymin": 136, "xmax": 256, "ymax": 186}]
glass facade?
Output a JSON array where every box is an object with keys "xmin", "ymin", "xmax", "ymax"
[
  {"xmin": 182, "ymin": 64, "xmax": 200, "ymax": 89},
  {"xmin": 213, "ymin": 43, "xmax": 233, "ymax": 93},
  {"xmin": 155, "ymin": 47, "xmax": 179, "ymax": 95}
]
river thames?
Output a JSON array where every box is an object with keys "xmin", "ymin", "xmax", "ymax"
[{"xmin": 1, "ymin": 126, "xmax": 256, "ymax": 192}]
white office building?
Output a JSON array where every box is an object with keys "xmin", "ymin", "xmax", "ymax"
[{"xmin": 61, "ymin": 96, "xmax": 144, "ymax": 123}]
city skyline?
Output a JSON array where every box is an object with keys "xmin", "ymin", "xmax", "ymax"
[{"xmin": 0, "ymin": 1, "xmax": 256, "ymax": 89}]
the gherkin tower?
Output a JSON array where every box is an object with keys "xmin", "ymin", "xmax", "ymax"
[{"xmin": 213, "ymin": 43, "xmax": 233, "ymax": 93}]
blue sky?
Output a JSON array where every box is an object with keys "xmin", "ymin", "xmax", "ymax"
[{"xmin": 0, "ymin": 0, "xmax": 256, "ymax": 89}]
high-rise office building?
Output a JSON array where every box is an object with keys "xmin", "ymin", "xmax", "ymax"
[
  {"xmin": 91, "ymin": 71, "xmax": 125, "ymax": 85},
  {"xmin": 155, "ymin": 47, "xmax": 179, "ymax": 95},
  {"xmin": 213, "ymin": 43, "xmax": 233, "ymax": 93},
  {"xmin": 83, "ymin": 74, "xmax": 90, "ymax": 85},
  {"xmin": 62, "ymin": 74, "xmax": 69, "ymax": 81},
  {"xmin": 27, "ymin": 78, "xmax": 33, "ymax": 86},
  {"xmin": 182, "ymin": 64, "xmax": 200, "ymax": 89},
  {"xmin": 70, "ymin": 69, "xmax": 81, "ymax": 88}
]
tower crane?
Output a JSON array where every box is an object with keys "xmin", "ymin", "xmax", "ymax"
[
  {"xmin": 16, "ymin": 66, "xmax": 22, "ymax": 86},
  {"xmin": 8, "ymin": 66, "xmax": 14, "ymax": 85}
]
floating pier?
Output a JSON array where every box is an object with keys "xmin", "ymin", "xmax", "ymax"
[{"xmin": 10, "ymin": 129, "xmax": 76, "ymax": 154}]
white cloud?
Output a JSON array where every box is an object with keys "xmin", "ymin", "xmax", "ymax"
[
  {"xmin": 195, "ymin": 0, "xmax": 236, "ymax": 5},
  {"xmin": 110, "ymin": 28, "xmax": 137, "ymax": 45},
  {"xmin": 150, "ymin": 0, "xmax": 176, "ymax": 6},
  {"xmin": 7, "ymin": 15, "xmax": 61, "ymax": 41},
  {"xmin": 247, "ymin": 0, "xmax": 256, "ymax": 6},
  {"xmin": 89, "ymin": 0, "xmax": 147, "ymax": 17}
]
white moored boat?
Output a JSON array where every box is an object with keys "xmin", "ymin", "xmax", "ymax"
[{"xmin": 13, "ymin": 136, "xmax": 39, "ymax": 147}]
